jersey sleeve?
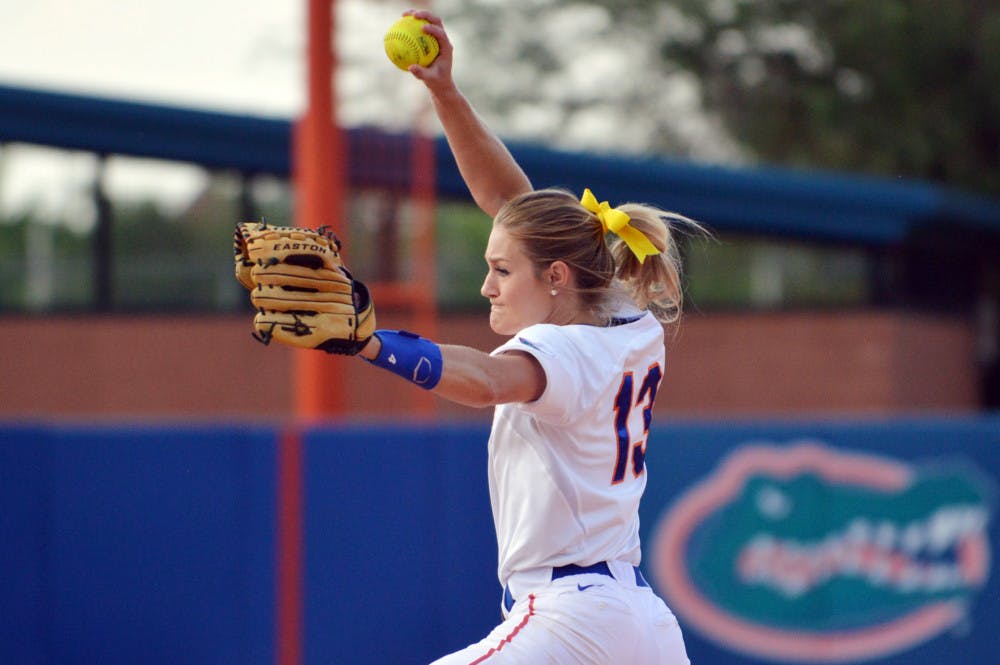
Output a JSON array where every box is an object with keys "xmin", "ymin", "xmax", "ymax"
[{"xmin": 490, "ymin": 324, "xmax": 584, "ymax": 424}]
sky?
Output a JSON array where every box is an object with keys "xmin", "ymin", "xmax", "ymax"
[
  {"xmin": 2, "ymin": 1, "xmax": 302, "ymax": 115},
  {"xmin": 0, "ymin": 0, "xmax": 740, "ymax": 222},
  {"xmin": 1, "ymin": 0, "xmax": 452, "ymax": 122},
  {"xmin": 0, "ymin": 0, "xmax": 426, "ymax": 219}
]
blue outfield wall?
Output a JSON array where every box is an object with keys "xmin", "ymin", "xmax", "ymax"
[
  {"xmin": 1, "ymin": 417, "xmax": 998, "ymax": 665},
  {"xmin": 0, "ymin": 424, "xmax": 277, "ymax": 665}
]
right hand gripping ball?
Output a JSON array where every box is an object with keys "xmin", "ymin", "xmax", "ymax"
[{"xmin": 384, "ymin": 16, "xmax": 439, "ymax": 71}]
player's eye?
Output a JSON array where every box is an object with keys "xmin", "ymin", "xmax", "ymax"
[{"xmin": 486, "ymin": 262, "xmax": 509, "ymax": 277}]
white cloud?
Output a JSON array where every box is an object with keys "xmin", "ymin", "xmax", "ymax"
[{"xmin": 0, "ymin": 0, "xmax": 303, "ymax": 115}]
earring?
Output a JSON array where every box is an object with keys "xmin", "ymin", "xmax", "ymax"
[{"xmin": 550, "ymin": 288, "xmax": 558, "ymax": 296}]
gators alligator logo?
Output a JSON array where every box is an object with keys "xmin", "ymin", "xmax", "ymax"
[{"xmin": 652, "ymin": 442, "xmax": 993, "ymax": 662}]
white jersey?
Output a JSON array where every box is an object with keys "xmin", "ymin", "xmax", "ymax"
[{"xmin": 487, "ymin": 310, "xmax": 666, "ymax": 588}]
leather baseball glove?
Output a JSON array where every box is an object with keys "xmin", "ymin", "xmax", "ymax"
[{"xmin": 233, "ymin": 221, "xmax": 376, "ymax": 355}]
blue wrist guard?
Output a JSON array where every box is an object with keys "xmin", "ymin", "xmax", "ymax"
[{"xmin": 364, "ymin": 329, "xmax": 443, "ymax": 390}]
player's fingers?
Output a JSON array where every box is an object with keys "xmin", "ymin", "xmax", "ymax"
[
  {"xmin": 400, "ymin": 10, "xmax": 451, "ymax": 57},
  {"xmin": 252, "ymin": 265, "xmax": 353, "ymax": 293},
  {"xmin": 409, "ymin": 64, "xmax": 428, "ymax": 79},
  {"xmin": 409, "ymin": 37, "xmax": 453, "ymax": 83},
  {"xmin": 254, "ymin": 274, "xmax": 353, "ymax": 294},
  {"xmin": 252, "ymin": 291, "xmax": 356, "ymax": 315},
  {"xmin": 406, "ymin": 9, "xmax": 443, "ymax": 27},
  {"xmin": 409, "ymin": 63, "xmax": 436, "ymax": 82},
  {"xmin": 421, "ymin": 23, "xmax": 452, "ymax": 55}
]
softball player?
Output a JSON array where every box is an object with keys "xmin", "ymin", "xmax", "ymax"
[{"xmin": 357, "ymin": 10, "xmax": 695, "ymax": 664}]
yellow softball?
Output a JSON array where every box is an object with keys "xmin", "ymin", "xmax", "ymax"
[{"xmin": 384, "ymin": 16, "xmax": 439, "ymax": 71}]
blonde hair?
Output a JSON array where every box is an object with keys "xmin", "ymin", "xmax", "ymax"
[{"xmin": 493, "ymin": 188, "xmax": 705, "ymax": 324}]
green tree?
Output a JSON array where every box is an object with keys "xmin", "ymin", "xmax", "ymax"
[
  {"xmin": 441, "ymin": 0, "xmax": 1000, "ymax": 196},
  {"xmin": 627, "ymin": 0, "xmax": 1000, "ymax": 194}
]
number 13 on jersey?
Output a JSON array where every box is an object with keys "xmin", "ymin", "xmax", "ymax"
[{"xmin": 611, "ymin": 364, "xmax": 663, "ymax": 484}]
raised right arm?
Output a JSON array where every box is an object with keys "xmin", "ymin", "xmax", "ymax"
[{"xmin": 403, "ymin": 10, "xmax": 533, "ymax": 218}]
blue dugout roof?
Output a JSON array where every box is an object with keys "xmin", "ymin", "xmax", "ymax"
[{"xmin": 2, "ymin": 83, "xmax": 998, "ymax": 246}]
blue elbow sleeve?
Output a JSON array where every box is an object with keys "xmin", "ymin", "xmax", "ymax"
[{"xmin": 363, "ymin": 329, "xmax": 443, "ymax": 390}]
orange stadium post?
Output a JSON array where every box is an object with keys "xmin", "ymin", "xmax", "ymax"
[
  {"xmin": 293, "ymin": 0, "xmax": 345, "ymax": 419},
  {"xmin": 277, "ymin": 3, "xmax": 340, "ymax": 665}
]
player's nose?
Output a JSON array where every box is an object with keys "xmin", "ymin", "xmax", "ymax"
[{"xmin": 481, "ymin": 273, "xmax": 496, "ymax": 298}]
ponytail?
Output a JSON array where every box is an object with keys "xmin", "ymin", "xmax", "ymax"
[{"xmin": 612, "ymin": 204, "xmax": 706, "ymax": 324}]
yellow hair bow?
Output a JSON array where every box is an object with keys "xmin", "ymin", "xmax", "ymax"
[{"xmin": 580, "ymin": 188, "xmax": 660, "ymax": 263}]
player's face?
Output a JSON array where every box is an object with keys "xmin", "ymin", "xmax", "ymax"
[{"xmin": 481, "ymin": 224, "xmax": 554, "ymax": 335}]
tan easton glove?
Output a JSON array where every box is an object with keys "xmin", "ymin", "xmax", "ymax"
[{"xmin": 233, "ymin": 221, "xmax": 376, "ymax": 355}]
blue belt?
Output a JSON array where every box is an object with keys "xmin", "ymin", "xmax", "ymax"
[{"xmin": 503, "ymin": 562, "xmax": 649, "ymax": 613}]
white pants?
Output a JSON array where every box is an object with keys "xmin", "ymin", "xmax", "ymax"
[{"xmin": 430, "ymin": 571, "xmax": 690, "ymax": 665}]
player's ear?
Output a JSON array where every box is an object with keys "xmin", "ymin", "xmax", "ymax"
[{"xmin": 546, "ymin": 261, "xmax": 572, "ymax": 289}]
